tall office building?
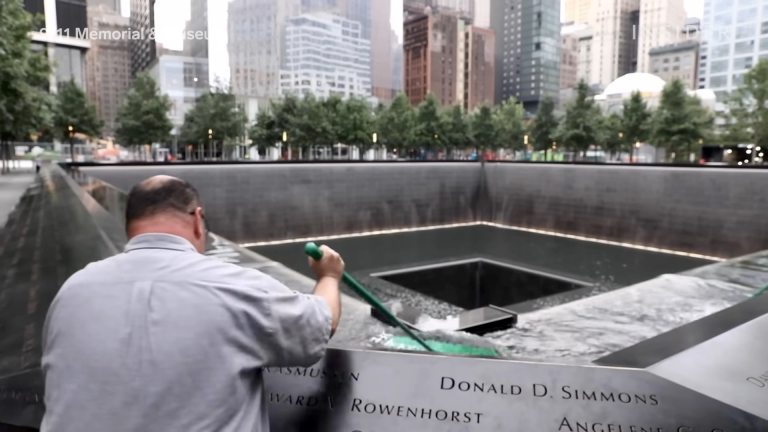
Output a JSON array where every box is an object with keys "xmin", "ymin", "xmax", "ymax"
[
  {"xmin": 89, "ymin": 0, "xmax": 122, "ymax": 13},
  {"xmin": 371, "ymin": 0, "xmax": 398, "ymax": 101},
  {"xmin": 466, "ymin": 26, "xmax": 496, "ymax": 108},
  {"xmin": 404, "ymin": 9, "xmax": 494, "ymax": 109},
  {"xmin": 491, "ymin": 0, "xmax": 560, "ymax": 112},
  {"xmin": 649, "ymin": 40, "xmax": 699, "ymax": 89},
  {"xmin": 85, "ymin": 5, "xmax": 132, "ymax": 137},
  {"xmin": 560, "ymin": 23, "xmax": 582, "ymax": 89},
  {"xmin": 564, "ymin": 0, "xmax": 595, "ymax": 25},
  {"xmin": 302, "ymin": 0, "xmax": 371, "ymax": 39},
  {"xmin": 129, "ymin": 0, "xmax": 156, "ymax": 75},
  {"xmin": 699, "ymin": 0, "xmax": 768, "ymax": 102},
  {"xmin": 473, "ymin": 0, "xmax": 490, "ymax": 28},
  {"xmin": 145, "ymin": 0, "xmax": 210, "ymax": 132},
  {"xmin": 404, "ymin": 0, "xmax": 473, "ymax": 20},
  {"xmin": 577, "ymin": 27, "xmax": 594, "ymax": 85},
  {"xmin": 404, "ymin": 11, "xmax": 462, "ymax": 106},
  {"xmin": 279, "ymin": 13, "xmax": 372, "ymax": 100},
  {"xmin": 25, "ymin": 0, "xmax": 91, "ymax": 92},
  {"xmin": 228, "ymin": 0, "xmax": 301, "ymax": 106},
  {"xmin": 184, "ymin": 0, "xmax": 209, "ymax": 59},
  {"xmin": 147, "ymin": 54, "xmax": 209, "ymax": 129},
  {"xmin": 636, "ymin": 0, "xmax": 686, "ymax": 73},
  {"xmin": 589, "ymin": 0, "xmax": 638, "ymax": 88}
]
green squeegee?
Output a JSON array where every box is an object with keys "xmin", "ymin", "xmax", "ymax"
[{"xmin": 304, "ymin": 242, "xmax": 498, "ymax": 358}]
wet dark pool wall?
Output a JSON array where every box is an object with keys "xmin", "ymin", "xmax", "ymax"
[
  {"xmin": 80, "ymin": 163, "xmax": 482, "ymax": 244},
  {"xmin": 482, "ymin": 164, "xmax": 768, "ymax": 258},
  {"xmin": 81, "ymin": 163, "xmax": 768, "ymax": 258}
]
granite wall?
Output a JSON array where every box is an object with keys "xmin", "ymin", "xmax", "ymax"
[
  {"xmin": 80, "ymin": 163, "xmax": 482, "ymax": 244},
  {"xmin": 81, "ymin": 163, "xmax": 768, "ymax": 258},
  {"xmin": 482, "ymin": 164, "xmax": 768, "ymax": 258}
]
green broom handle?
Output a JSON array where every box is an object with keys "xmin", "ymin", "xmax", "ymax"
[
  {"xmin": 753, "ymin": 285, "xmax": 768, "ymax": 298},
  {"xmin": 304, "ymin": 242, "xmax": 435, "ymax": 352}
]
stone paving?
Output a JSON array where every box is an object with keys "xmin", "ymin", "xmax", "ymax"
[{"xmin": 0, "ymin": 170, "xmax": 35, "ymax": 230}]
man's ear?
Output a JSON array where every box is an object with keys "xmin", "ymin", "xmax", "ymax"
[{"xmin": 193, "ymin": 208, "xmax": 205, "ymax": 240}]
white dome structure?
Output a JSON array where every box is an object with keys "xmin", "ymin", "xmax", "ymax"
[
  {"xmin": 592, "ymin": 72, "xmax": 717, "ymax": 115},
  {"xmin": 602, "ymin": 73, "xmax": 667, "ymax": 98}
]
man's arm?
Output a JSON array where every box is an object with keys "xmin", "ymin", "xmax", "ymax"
[{"xmin": 308, "ymin": 245, "xmax": 344, "ymax": 336}]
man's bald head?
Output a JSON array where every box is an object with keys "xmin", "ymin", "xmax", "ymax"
[{"xmin": 125, "ymin": 175, "xmax": 202, "ymax": 229}]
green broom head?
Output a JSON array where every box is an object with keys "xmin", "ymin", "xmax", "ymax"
[{"xmin": 385, "ymin": 335, "xmax": 500, "ymax": 358}]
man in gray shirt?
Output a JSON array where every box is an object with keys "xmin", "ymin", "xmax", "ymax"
[{"xmin": 41, "ymin": 175, "xmax": 343, "ymax": 432}]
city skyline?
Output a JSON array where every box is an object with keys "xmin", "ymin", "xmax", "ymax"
[
  {"xmin": 137, "ymin": 0, "xmax": 704, "ymax": 90},
  {"xmin": 132, "ymin": 0, "xmax": 404, "ymax": 88}
]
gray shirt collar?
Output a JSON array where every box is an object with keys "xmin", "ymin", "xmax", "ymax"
[{"xmin": 124, "ymin": 233, "xmax": 198, "ymax": 253}]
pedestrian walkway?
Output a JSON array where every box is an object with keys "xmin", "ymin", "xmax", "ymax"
[{"xmin": 0, "ymin": 165, "xmax": 35, "ymax": 229}]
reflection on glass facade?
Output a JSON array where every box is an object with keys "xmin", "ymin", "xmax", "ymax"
[
  {"xmin": 54, "ymin": 46, "xmax": 85, "ymax": 88},
  {"xmin": 700, "ymin": 0, "xmax": 768, "ymax": 100}
]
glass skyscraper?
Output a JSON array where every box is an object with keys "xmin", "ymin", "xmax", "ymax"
[
  {"xmin": 491, "ymin": 0, "xmax": 561, "ymax": 113},
  {"xmin": 699, "ymin": 0, "xmax": 768, "ymax": 102}
]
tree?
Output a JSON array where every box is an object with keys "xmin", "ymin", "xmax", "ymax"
[
  {"xmin": 557, "ymin": 81, "xmax": 601, "ymax": 158},
  {"xmin": 293, "ymin": 94, "xmax": 334, "ymax": 159},
  {"xmin": 598, "ymin": 114, "xmax": 624, "ymax": 161},
  {"xmin": 622, "ymin": 91, "xmax": 652, "ymax": 161},
  {"xmin": 413, "ymin": 94, "xmax": 445, "ymax": 155},
  {"xmin": 249, "ymin": 110, "xmax": 279, "ymax": 155},
  {"xmin": 529, "ymin": 98, "xmax": 558, "ymax": 160},
  {"xmin": 470, "ymin": 105, "xmax": 496, "ymax": 158},
  {"xmin": 53, "ymin": 80, "xmax": 102, "ymax": 161},
  {"xmin": 651, "ymin": 79, "xmax": 713, "ymax": 163},
  {"xmin": 337, "ymin": 97, "xmax": 374, "ymax": 159},
  {"xmin": 725, "ymin": 59, "xmax": 768, "ymax": 148},
  {"xmin": 180, "ymin": 88, "xmax": 247, "ymax": 159},
  {"xmin": 271, "ymin": 94, "xmax": 301, "ymax": 158},
  {"xmin": 377, "ymin": 93, "xmax": 415, "ymax": 154},
  {"xmin": 0, "ymin": 0, "xmax": 53, "ymax": 173},
  {"xmin": 720, "ymin": 95, "xmax": 752, "ymax": 146},
  {"xmin": 441, "ymin": 105, "xmax": 470, "ymax": 155},
  {"xmin": 494, "ymin": 97, "xmax": 526, "ymax": 153},
  {"xmin": 116, "ymin": 73, "xmax": 172, "ymax": 159}
]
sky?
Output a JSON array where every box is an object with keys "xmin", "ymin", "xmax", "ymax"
[{"xmin": 685, "ymin": 0, "xmax": 703, "ymax": 19}]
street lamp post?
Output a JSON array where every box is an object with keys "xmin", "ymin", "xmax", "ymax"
[
  {"xmin": 207, "ymin": 128, "xmax": 213, "ymax": 161},
  {"xmin": 618, "ymin": 132, "xmax": 624, "ymax": 162},
  {"xmin": 524, "ymin": 134, "xmax": 529, "ymax": 160},
  {"xmin": 67, "ymin": 125, "xmax": 75, "ymax": 162},
  {"xmin": 372, "ymin": 132, "xmax": 378, "ymax": 161},
  {"xmin": 634, "ymin": 141, "xmax": 641, "ymax": 164},
  {"xmin": 282, "ymin": 130, "xmax": 288, "ymax": 160}
]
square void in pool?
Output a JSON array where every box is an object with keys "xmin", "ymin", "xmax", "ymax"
[{"xmin": 375, "ymin": 259, "xmax": 590, "ymax": 310}]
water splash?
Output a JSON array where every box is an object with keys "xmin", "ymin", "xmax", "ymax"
[{"xmin": 486, "ymin": 274, "xmax": 753, "ymax": 363}]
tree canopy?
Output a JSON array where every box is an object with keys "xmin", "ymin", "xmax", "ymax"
[
  {"xmin": 651, "ymin": 79, "xmax": 713, "ymax": 162},
  {"xmin": 53, "ymin": 80, "xmax": 102, "ymax": 160},
  {"xmin": 116, "ymin": 74, "xmax": 173, "ymax": 149},
  {"xmin": 180, "ymin": 88, "xmax": 247, "ymax": 158},
  {"xmin": 557, "ymin": 81, "xmax": 602, "ymax": 155},
  {"xmin": 0, "ymin": 0, "xmax": 53, "ymax": 171}
]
